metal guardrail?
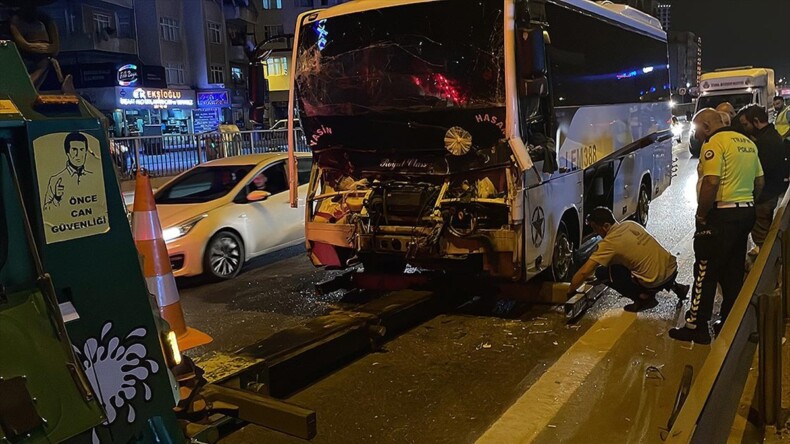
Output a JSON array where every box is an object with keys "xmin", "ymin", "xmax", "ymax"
[
  {"xmin": 666, "ymin": 190, "xmax": 790, "ymax": 442},
  {"xmin": 110, "ymin": 129, "xmax": 310, "ymax": 180}
]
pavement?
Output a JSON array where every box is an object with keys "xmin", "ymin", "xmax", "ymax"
[{"xmin": 171, "ymin": 137, "xmax": 767, "ymax": 443}]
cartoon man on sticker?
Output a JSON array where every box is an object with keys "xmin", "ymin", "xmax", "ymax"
[{"xmin": 44, "ymin": 132, "xmax": 93, "ymax": 210}]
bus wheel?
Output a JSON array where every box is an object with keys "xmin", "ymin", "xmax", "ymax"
[
  {"xmin": 635, "ymin": 184, "xmax": 650, "ymax": 227},
  {"xmin": 552, "ymin": 222, "xmax": 574, "ymax": 282}
]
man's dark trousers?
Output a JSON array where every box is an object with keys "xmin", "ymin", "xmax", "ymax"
[
  {"xmin": 686, "ymin": 207, "xmax": 755, "ymax": 328},
  {"xmin": 594, "ymin": 264, "xmax": 675, "ymax": 300}
]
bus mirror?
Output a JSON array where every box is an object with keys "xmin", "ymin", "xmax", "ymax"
[
  {"xmin": 517, "ymin": 28, "xmax": 547, "ymax": 77},
  {"xmin": 523, "ymin": 77, "xmax": 549, "ymax": 97}
]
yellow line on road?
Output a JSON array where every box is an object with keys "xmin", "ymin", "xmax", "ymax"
[{"xmin": 476, "ymin": 311, "xmax": 637, "ymax": 444}]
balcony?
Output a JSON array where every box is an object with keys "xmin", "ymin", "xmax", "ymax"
[
  {"xmin": 61, "ymin": 33, "xmax": 138, "ymax": 55},
  {"xmin": 97, "ymin": 0, "xmax": 134, "ymax": 8},
  {"xmin": 224, "ymin": 2, "xmax": 258, "ymax": 24}
]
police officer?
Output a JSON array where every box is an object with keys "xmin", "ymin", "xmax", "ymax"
[
  {"xmin": 738, "ymin": 105, "xmax": 790, "ymax": 254},
  {"xmin": 670, "ymin": 109, "xmax": 764, "ymax": 344}
]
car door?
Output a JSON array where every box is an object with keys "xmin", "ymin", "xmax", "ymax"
[{"xmin": 241, "ymin": 161, "xmax": 293, "ymax": 255}]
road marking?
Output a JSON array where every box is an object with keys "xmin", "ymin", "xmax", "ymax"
[{"xmin": 476, "ymin": 311, "xmax": 637, "ymax": 444}]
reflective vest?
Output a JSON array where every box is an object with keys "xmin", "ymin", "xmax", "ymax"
[{"xmin": 775, "ymin": 107, "xmax": 790, "ymax": 138}]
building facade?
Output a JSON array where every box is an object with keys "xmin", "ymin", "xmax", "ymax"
[
  {"xmin": 1, "ymin": 0, "xmax": 257, "ymax": 135},
  {"xmin": 255, "ymin": 0, "xmax": 344, "ymax": 126},
  {"xmin": 668, "ymin": 31, "xmax": 702, "ymax": 99}
]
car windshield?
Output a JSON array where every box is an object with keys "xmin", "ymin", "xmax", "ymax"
[
  {"xmin": 295, "ymin": 0, "xmax": 505, "ymax": 117},
  {"xmin": 696, "ymin": 93, "xmax": 753, "ymax": 112},
  {"xmin": 155, "ymin": 165, "xmax": 254, "ymax": 204}
]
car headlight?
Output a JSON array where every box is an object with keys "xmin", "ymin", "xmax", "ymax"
[{"xmin": 162, "ymin": 214, "xmax": 206, "ymax": 242}]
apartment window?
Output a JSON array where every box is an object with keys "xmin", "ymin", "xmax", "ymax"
[
  {"xmin": 166, "ymin": 63, "xmax": 185, "ymax": 85},
  {"xmin": 93, "ymin": 12, "xmax": 111, "ymax": 33},
  {"xmin": 160, "ymin": 17, "xmax": 180, "ymax": 42},
  {"xmin": 208, "ymin": 22, "xmax": 222, "ymax": 45},
  {"xmin": 295, "ymin": 0, "xmax": 312, "ymax": 7},
  {"xmin": 262, "ymin": 25, "xmax": 284, "ymax": 40},
  {"xmin": 117, "ymin": 12, "xmax": 133, "ymax": 38},
  {"xmin": 262, "ymin": 0, "xmax": 282, "ymax": 10},
  {"xmin": 232, "ymin": 66, "xmax": 244, "ymax": 82},
  {"xmin": 210, "ymin": 65, "xmax": 225, "ymax": 84},
  {"xmin": 63, "ymin": 10, "xmax": 77, "ymax": 34},
  {"xmin": 265, "ymin": 57, "xmax": 288, "ymax": 76}
]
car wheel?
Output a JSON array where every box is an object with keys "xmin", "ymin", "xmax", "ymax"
[
  {"xmin": 634, "ymin": 183, "xmax": 650, "ymax": 227},
  {"xmin": 204, "ymin": 231, "xmax": 245, "ymax": 280},
  {"xmin": 551, "ymin": 221, "xmax": 575, "ymax": 282}
]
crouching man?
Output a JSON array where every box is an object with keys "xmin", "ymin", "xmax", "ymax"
[{"xmin": 566, "ymin": 207, "xmax": 689, "ymax": 312}]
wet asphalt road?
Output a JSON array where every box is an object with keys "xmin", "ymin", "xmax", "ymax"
[{"xmin": 177, "ymin": 139, "xmax": 704, "ymax": 443}]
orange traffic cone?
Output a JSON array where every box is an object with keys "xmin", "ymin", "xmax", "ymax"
[{"xmin": 132, "ymin": 169, "xmax": 212, "ymax": 351}]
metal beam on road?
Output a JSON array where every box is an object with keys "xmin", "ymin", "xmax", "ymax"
[
  {"xmin": 223, "ymin": 290, "xmax": 453, "ymax": 398},
  {"xmin": 200, "ymin": 383, "xmax": 317, "ymax": 440}
]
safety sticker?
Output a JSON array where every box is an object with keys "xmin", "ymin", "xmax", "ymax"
[
  {"xmin": 0, "ymin": 99, "xmax": 20, "ymax": 115},
  {"xmin": 33, "ymin": 131, "xmax": 109, "ymax": 244}
]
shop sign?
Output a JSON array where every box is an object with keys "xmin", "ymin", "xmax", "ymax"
[
  {"xmin": 197, "ymin": 91, "xmax": 230, "ymax": 108},
  {"xmin": 142, "ymin": 66, "xmax": 167, "ymax": 88},
  {"xmin": 117, "ymin": 64, "xmax": 139, "ymax": 87},
  {"xmin": 117, "ymin": 87, "xmax": 195, "ymax": 109},
  {"xmin": 193, "ymin": 108, "xmax": 222, "ymax": 133}
]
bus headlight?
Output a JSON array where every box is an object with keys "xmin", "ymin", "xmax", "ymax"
[{"xmin": 444, "ymin": 126, "xmax": 473, "ymax": 156}]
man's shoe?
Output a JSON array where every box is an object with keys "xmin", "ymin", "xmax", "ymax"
[
  {"xmin": 669, "ymin": 326, "xmax": 711, "ymax": 344},
  {"xmin": 712, "ymin": 320, "xmax": 723, "ymax": 336},
  {"xmin": 624, "ymin": 296, "xmax": 659, "ymax": 313},
  {"xmin": 748, "ymin": 246, "xmax": 760, "ymax": 257},
  {"xmin": 672, "ymin": 283, "xmax": 690, "ymax": 301}
]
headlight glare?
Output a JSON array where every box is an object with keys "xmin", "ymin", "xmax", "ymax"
[{"xmin": 162, "ymin": 215, "xmax": 206, "ymax": 242}]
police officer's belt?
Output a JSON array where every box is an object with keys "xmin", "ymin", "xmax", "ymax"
[{"xmin": 715, "ymin": 201, "xmax": 754, "ymax": 208}]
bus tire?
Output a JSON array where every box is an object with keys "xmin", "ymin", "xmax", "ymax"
[
  {"xmin": 634, "ymin": 182, "xmax": 650, "ymax": 227},
  {"xmin": 551, "ymin": 221, "xmax": 575, "ymax": 282}
]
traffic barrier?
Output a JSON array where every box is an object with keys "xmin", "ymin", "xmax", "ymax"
[
  {"xmin": 132, "ymin": 169, "xmax": 212, "ymax": 351},
  {"xmin": 666, "ymin": 189, "xmax": 790, "ymax": 442},
  {"xmin": 111, "ymin": 129, "xmax": 310, "ymax": 181}
]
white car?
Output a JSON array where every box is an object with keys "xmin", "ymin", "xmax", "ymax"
[
  {"xmin": 270, "ymin": 119, "xmax": 300, "ymax": 131},
  {"xmin": 154, "ymin": 153, "xmax": 312, "ymax": 279}
]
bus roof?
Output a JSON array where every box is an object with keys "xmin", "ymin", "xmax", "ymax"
[{"xmin": 301, "ymin": 0, "xmax": 666, "ymax": 40}]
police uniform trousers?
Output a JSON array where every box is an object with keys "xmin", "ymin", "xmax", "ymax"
[{"xmin": 686, "ymin": 207, "xmax": 756, "ymax": 329}]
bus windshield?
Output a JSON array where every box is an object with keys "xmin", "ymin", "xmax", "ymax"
[
  {"xmin": 696, "ymin": 93, "xmax": 753, "ymax": 112},
  {"xmin": 295, "ymin": 0, "xmax": 505, "ymax": 117}
]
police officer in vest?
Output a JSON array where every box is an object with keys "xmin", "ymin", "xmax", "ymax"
[
  {"xmin": 670, "ymin": 108, "xmax": 765, "ymax": 344},
  {"xmin": 772, "ymin": 96, "xmax": 790, "ymax": 139}
]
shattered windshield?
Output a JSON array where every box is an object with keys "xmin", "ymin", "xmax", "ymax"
[{"xmin": 295, "ymin": 0, "xmax": 505, "ymax": 117}]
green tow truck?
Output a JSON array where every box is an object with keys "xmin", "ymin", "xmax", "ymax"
[{"xmin": 0, "ymin": 40, "xmax": 184, "ymax": 443}]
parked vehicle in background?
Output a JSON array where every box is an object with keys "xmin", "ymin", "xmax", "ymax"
[
  {"xmin": 689, "ymin": 67, "xmax": 776, "ymax": 156},
  {"xmin": 270, "ymin": 119, "xmax": 300, "ymax": 131},
  {"xmin": 153, "ymin": 153, "xmax": 312, "ymax": 279}
]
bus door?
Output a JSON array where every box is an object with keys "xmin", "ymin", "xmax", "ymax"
[{"xmin": 612, "ymin": 153, "xmax": 636, "ymax": 219}]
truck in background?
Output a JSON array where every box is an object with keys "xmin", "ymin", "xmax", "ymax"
[{"xmin": 689, "ymin": 67, "xmax": 776, "ymax": 156}]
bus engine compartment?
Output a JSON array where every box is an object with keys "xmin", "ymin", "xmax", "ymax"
[{"xmin": 307, "ymin": 164, "xmax": 519, "ymax": 278}]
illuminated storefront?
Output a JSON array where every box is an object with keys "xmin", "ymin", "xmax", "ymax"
[{"xmin": 115, "ymin": 87, "xmax": 197, "ymax": 136}]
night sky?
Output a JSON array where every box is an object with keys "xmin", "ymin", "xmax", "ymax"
[{"xmin": 669, "ymin": 0, "xmax": 790, "ymax": 81}]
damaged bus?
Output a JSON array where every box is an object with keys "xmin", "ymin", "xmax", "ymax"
[{"xmin": 286, "ymin": 0, "xmax": 674, "ymax": 282}]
